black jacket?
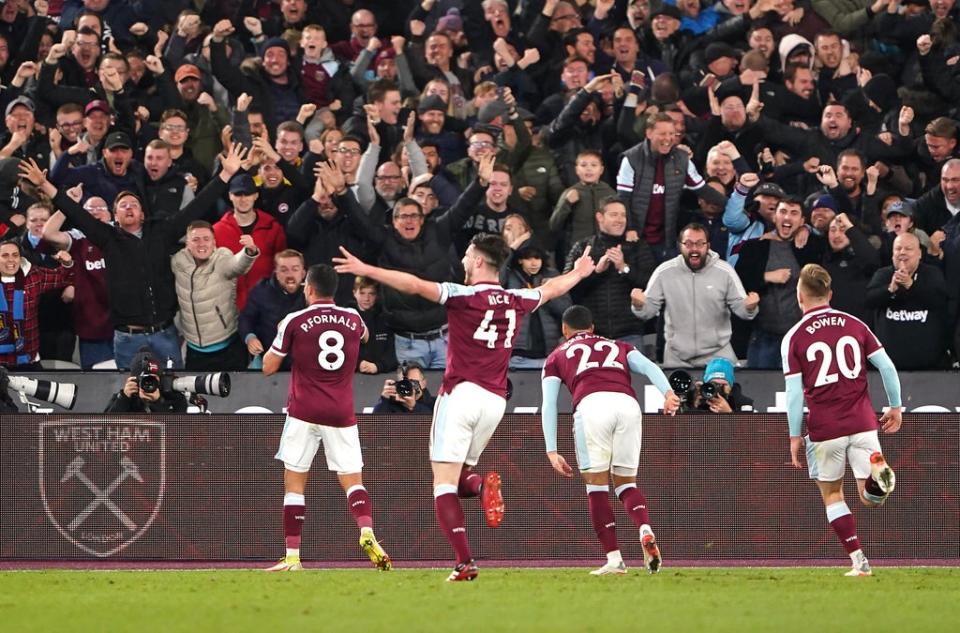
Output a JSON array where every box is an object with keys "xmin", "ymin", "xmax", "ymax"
[
  {"xmin": 357, "ymin": 303, "xmax": 398, "ymax": 374},
  {"xmin": 821, "ymin": 226, "xmax": 881, "ymax": 324},
  {"xmin": 564, "ymin": 232, "xmax": 656, "ymax": 339},
  {"xmin": 914, "ymin": 187, "xmax": 958, "ymax": 235},
  {"xmin": 238, "ymin": 275, "xmax": 307, "ymax": 355},
  {"xmin": 501, "ymin": 264, "xmax": 570, "ymax": 358},
  {"xmin": 343, "ymin": 180, "xmax": 484, "ymax": 333},
  {"xmin": 54, "ymin": 176, "xmax": 228, "ymax": 328},
  {"xmin": 105, "ymin": 390, "xmax": 188, "ymax": 413},
  {"xmin": 865, "ymin": 262, "xmax": 950, "ymax": 369}
]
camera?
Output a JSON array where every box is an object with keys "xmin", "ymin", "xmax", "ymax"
[
  {"xmin": 668, "ymin": 370, "xmax": 726, "ymax": 412},
  {"xmin": 134, "ymin": 352, "xmax": 231, "ymax": 397},
  {"xmin": 394, "ymin": 362, "xmax": 419, "ymax": 398},
  {"xmin": 1, "ymin": 366, "xmax": 77, "ymax": 410}
]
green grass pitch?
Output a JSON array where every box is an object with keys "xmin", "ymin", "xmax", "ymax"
[{"xmin": 1, "ymin": 567, "xmax": 957, "ymax": 632}]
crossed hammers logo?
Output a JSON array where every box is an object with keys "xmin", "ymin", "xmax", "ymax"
[{"xmin": 61, "ymin": 455, "xmax": 143, "ymax": 531}]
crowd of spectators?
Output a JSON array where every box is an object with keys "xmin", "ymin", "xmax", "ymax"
[{"xmin": 1, "ymin": 0, "xmax": 959, "ymax": 377}]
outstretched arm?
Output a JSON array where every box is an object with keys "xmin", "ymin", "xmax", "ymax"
[
  {"xmin": 541, "ymin": 375, "xmax": 573, "ymax": 477},
  {"xmin": 868, "ymin": 348, "xmax": 903, "ymax": 433},
  {"xmin": 333, "ymin": 246, "xmax": 441, "ymax": 303},
  {"xmin": 536, "ymin": 245, "xmax": 595, "ymax": 303}
]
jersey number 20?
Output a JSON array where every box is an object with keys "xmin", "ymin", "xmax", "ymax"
[
  {"xmin": 473, "ymin": 309, "xmax": 517, "ymax": 348},
  {"xmin": 806, "ymin": 335, "xmax": 862, "ymax": 387}
]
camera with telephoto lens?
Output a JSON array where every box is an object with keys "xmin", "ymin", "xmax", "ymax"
[
  {"xmin": 394, "ymin": 362, "xmax": 419, "ymax": 398},
  {"xmin": 135, "ymin": 354, "xmax": 231, "ymax": 397},
  {"xmin": 0, "ymin": 366, "xmax": 77, "ymax": 410},
  {"xmin": 668, "ymin": 370, "xmax": 724, "ymax": 412}
]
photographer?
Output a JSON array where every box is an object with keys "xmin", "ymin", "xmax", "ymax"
[
  {"xmin": 104, "ymin": 351, "xmax": 188, "ymax": 414},
  {"xmin": 673, "ymin": 358, "xmax": 754, "ymax": 414},
  {"xmin": 371, "ymin": 362, "xmax": 434, "ymax": 413}
]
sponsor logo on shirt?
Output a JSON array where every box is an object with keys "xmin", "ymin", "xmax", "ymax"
[{"xmin": 885, "ymin": 308, "xmax": 928, "ymax": 323}]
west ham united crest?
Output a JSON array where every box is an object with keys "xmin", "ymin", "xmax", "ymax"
[{"xmin": 39, "ymin": 420, "xmax": 165, "ymax": 557}]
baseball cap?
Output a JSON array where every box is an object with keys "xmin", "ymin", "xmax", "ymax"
[
  {"xmin": 811, "ymin": 194, "xmax": 838, "ymax": 212},
  {"xmin": 174, "ymin": 63, "xmax": 202, "ymax": 83},
  {"xmin": 84, "ymin": 100, "xmax": 111, "ymax": 116},
  {"xmin": 477, "ymin": 99, "xmax": 510, "ymax": 125},
  {"xmin": 886, "ymin": 199, "xmax": 914, "ymax": 217},
  {"xmin": 4, "ymin": 96, "xmax": 34, "ymax": 117},
  {"xmin": 103, "ymin": 131, "xmax": 132, "ymax": 149},
  {"xmin": 650, "ymin": 4, "xmax": 682, "ymax": 21},
  {"xmin": 229, "ymin": 173, "xmax": 258, "ymax": 195},
  {"xmin": 705, "ymin": 42, "xmax": 739, "ymax": 65},
  {"xmin": 754, "ymin": 182, "xmax": 786, "ymax": 198},
  {"xmin": 417, "ymin": 95, "xmax": 447, "ymax": 114},
  {"xmin": 703, "ymin": 357, "xmax": 735, "ymax": 385}
]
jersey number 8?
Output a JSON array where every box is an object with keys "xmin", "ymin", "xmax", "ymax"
[{"xmin": 318, "ymin": 330, "xmax": 346, "ymax": 370}]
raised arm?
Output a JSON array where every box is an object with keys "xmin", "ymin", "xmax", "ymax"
[
  {"xmin": 41, "ymin": 210, "xmax": 72, "ymax": 251},
  {"xmin": 333, "ymin": 246, "xmax": 441, "ymax": 303},
  {"xmin": 536, "ymin": 245, "xmax": 596, "ymax": 303}
]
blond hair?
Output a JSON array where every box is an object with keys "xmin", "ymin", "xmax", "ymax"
[{"xmin": 798, "ymin": 263, "xmax": 831, "ymax": 299}]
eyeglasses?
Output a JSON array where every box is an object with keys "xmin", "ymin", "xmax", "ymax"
[
  {"xmin": 376, "ymin": 175, "xmax": 402, "ymax": 181},
  {"xmin": 680, "ymin": 240, "xmax": 708, "ymax": 248},
  {"xmin": 84, "ymin": 205, "xmax": 109, "ymax": 212},
  {"xmin": 394, "ymin": 213, "xmax": 423, "ymax": 221},
  {"xmin": 58, "ymin": 121, "xmax": 83, "ymax": 129},
  {"xmin": 161, "ymin": 124, "xmax": 187, "ymax": 132},
  {"xmin": 336, "ymin": 148, "xmax": 361, "ymax": 156},
  {"xmin": 76, "ymin": 41, "xmax": 100, "ymax": 48},
  {"xmin": 353, "ymin": 23, "xmax": 376, "ymax": 29},
  {"xmin": 470, "ymin": 141, "xmax": 494, "ymax": 149},
  {"xmin": 552, "ymin": 13, "xmax": 580, "ymax": 22}
]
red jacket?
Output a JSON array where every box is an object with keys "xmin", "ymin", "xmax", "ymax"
[{"xmin": 213, "ymin": 210, "xmax": 287, "ymax": 311}]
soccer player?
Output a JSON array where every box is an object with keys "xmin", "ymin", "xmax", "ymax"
[
  {"xmin": 782, "ymin": 264, "xmax": 902, "ymax": 577},
  {"xmin": 334, "ymin": 235, "xmax": 596, "ymax": 581},
  {"xmin": 541, "ymin": 305, "xmax": 680, "ymax": 576},
  {"xmin": 262, "ymin": 264, "xmax": 391, "ymax": 572}
]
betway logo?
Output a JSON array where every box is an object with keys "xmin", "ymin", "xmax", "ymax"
[
  {"xmin": 885, "ymin": 308, "xmax": 928, "ymax": 323},
  {"xmin": 84, "ymin": 258, "xmax": 106, "ymax": 271}
]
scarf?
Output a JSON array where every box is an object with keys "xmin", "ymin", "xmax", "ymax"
[{"xmin": 0, "ymin": 270, "xmax": 29, "ymax": 365}]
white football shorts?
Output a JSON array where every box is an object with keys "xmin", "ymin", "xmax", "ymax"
[
  {"xmin": 430, "ymin": 381, "xmax": 506, "ymax": 465},
  {"xmin": 805, "ymin": 430, "xmax": 882, "ymax": 482},
  {"xmin": 572, "ymin": 391, "xmax": 643, "ymax": 476},
  {"xmin": 275, "ymin": 414, "xmax": 363, "ymax": 474}
]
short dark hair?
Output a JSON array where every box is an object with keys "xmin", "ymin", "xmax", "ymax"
[
  {"xmin": 562, "ymin": 305, "xmax": 593, "ymax": 331},
  {"xmin": 392, "ymin": 198, "xmax": 423, "ymax": 217},
  {"xmin": 470, "ymin": 233, "xmax": 510, "ymax": 270},
  {"xmin": 836, "ymin": 148, "xmax": 865, "ymax": 168},
  {"xmin": 784, "ymin": 63, "xmax": 811, "ymax": 83},
  {"xmin": 926, "ymin": 116, "xmax": 958, "ymax": 139},
  {"xmin": 679, "ymin": 222, "xmax": 709, "ymax": 243},
  {"xmin": 306, "ymin": 264, "xmax": 338, "ymax": 298},
  {"xmin": 367, "ymin": 79, "xmax": 399, "ymax": 104},
  {"xmin": 277, "ymin": 120, "xmax": 304, "ymax": 137}
]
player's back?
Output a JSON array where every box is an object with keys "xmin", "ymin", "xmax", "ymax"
[
  {"xmin": 782, "ymin": 307, "xmax": 883, "ymax": 441},
  {"xmin": 543, "ymin": 331, "xmax": 637, "ymax": 410},
  {"xmin": 439, "ymin": 282, "xmax": 541, "ymax": 397},
  {"xmin": 273, "ymin": 302, "xmax": 366, "ymax": 427}
]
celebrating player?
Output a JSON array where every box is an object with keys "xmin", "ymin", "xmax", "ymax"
[
  {"xmin": 781, "ymin": 264, "xmax": 902, "ymax": 576},
  {"xmin": 334, "ymin": 234, "xmax": 596, "ymax": 581},
  {"xmin": 262, "ymin": 264, "xmax": 391, "ymax": 572},
  {"xmin": 541, "ymin": 305, "xmax": 680, "ymax": 575}
]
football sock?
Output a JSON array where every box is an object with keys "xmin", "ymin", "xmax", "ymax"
[
  {"xmin": 615, "ymin": 483, "xmax": 651, "ymax": 528},
  {"xmin": 826, "ymin": 501, "xmax": 861, "ymax": 554},
  {"xmin": 435, "ymin": 484, "xmax": 473, "ymax": 564},
  {"xmin": 283, "ymin": 492, "xmax": 306, "ymax": 552},
  {"xmin": 587, "ymin": 485, "xmax": 619, "ymax": 553},
  {"xmin": 346, "ymin": 485, "xmax": 374, "ymax": 530},
  {"xmin": 457, "ymin": 468, "xmax": 482, "ymax": 498}
]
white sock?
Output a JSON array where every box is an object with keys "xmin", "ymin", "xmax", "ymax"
[
  {"xmin": 286, "ymin": 548, "xmax": 300, "ymax": 559},
  {"xmin": 606, "ymin": 550, "xmax": 623, "ymax": 565},
  {"xmin": 640, "ymin": 524, "xmax": 653, "ymax": 537},
  {"xmin": 849, "ymin": 549, "xmax": 864, "ymax": 564}
]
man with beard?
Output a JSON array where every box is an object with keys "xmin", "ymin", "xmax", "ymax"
[
  {"xmin": 416, "ymin": 95, "xmax": 465, "ymax": 167},
  {"xmin": 631, "ymin": 223, "xmax": 759, "ymax": 368},
  {"xmin": 915, "ymin": 158, "xmax": 960, "ymax": 234},
  {"xmin": 865, "ymin": 232, "xmax": 950, "ymax": 369},
  {"xmin": 51, "ymin": 131, "xmax": 145, "ymax": 207},
  {"xmin": 239, "ymin": 249, "xmax": 307, "ymax": 371},
  {"xmin": 735, "ymin": 197, "xmax": 825, "ymax": 368}
]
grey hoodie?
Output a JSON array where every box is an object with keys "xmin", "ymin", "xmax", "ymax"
[{"xmin": 631, "ymin": 250, "xmax": 757, "ymax": 367}]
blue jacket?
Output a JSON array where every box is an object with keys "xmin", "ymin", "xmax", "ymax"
[{"xmin": 238, "ymin": 275, "xmax": 306, "ymax": 352}]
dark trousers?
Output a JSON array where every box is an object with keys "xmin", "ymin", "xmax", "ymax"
[{"xmin": 185, "ymin": 337, "xmax": 249, "ymax": 372}]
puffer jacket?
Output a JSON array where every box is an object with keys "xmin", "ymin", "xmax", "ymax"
[{"xmin": 172, "ymin": 246, "xmax": 257, "ymax": 347}]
